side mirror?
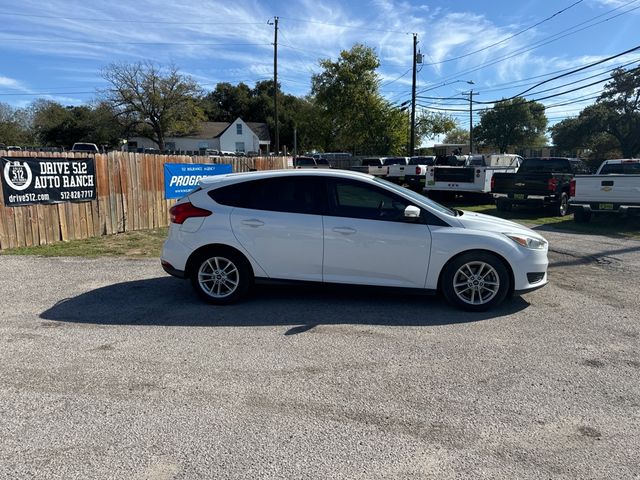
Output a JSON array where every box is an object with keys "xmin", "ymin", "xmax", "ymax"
[{"xmin": 404, "ymin": 205, "xmax": 421, "ymax": 219}]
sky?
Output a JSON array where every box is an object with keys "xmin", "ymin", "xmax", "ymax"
[{"xmin": 0, "ymin": 0, "xmax": 639, "ymax": 132}]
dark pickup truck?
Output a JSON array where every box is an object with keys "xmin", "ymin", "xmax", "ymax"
[{"xmin": 492, "ymin": 157, "xmax": 590, "ymax": 216}]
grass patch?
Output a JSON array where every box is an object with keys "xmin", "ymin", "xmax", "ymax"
[
  {"xmin": 0, "ymin": 228, "xmax": 168, "ymax": 257},
  {"xmin": 450, "ymin": 202, "xmax": 640, "ymax": 239}
]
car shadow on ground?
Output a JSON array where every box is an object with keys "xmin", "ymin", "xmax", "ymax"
[{"xmin": 40, "ymin": 277, "xmax": 530, "ymax": 329}]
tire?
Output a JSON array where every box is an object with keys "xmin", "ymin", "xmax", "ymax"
[
  {"xmin": 573, "ymin": 209, "xmax": 591, "ymax": 223},
  {"xmin": 496, "ymin": 198, "xmax": 512, "ymax": 212},
  {"xmin": 441, "ymin": 252, "xmax": 510, "ymax": 311},
  {"xmin": 557, "ymin": 192, "xmax": 569, "ymax": 217},
  {"xmin": 190, "ymin": 249, "xmax": 252, "ymax": 305}
]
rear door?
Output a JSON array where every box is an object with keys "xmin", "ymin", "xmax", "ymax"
[{"xmin": 228, "ymin": 176, "xmax": 326, "ymax": 281}]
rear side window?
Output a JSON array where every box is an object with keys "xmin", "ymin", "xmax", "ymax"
[
  {"xmin": 208, "ymin": 181, "xmax": 252, "ymax": 207},
  {"xmin": 210, "ymin": 177, "xmax": 326, "ymax": 215}
]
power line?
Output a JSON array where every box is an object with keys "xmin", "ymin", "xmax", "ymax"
[
  {"xmin": 278, "ymin": 16, "xmax": 412, "ymax": 35},
  {"xmin": 423, "ymin": 0, "xmax": 585, "ymax": 66},
  {"xmin": 416, "ymin": 0, "xmax": 640, "ymax": 94}
]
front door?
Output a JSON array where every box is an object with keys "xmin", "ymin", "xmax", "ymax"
[{"xmin": 322, "ymin": 178, "xmax": 432, "ymax": 288}]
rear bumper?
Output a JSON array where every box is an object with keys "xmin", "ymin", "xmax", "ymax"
[
  {"xmin": 570, "ymin": 203, "xmax": 640, "ymax": 214},
  {"xmin": 161, "ymin": 260, "xmax": 186, "ymax": 278},
  {"xmin": 494, "ymin": 193, "xmax": 558, "ymax": 204}
]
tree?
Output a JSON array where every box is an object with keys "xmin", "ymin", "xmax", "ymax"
[
  {"xmin": 0, "ymin": 102, "xmax": 33, "ymax": 145},
  {"xmin": 31, "ymin": 100, "xmax": 124, "ymax": 149},
  {"xmin": 311, "ymin": 44, "xmax": 406, "ymax": 154},
  {"xmin": 415, "ymin": 112, "xmax": 457, "ymax": 144},
  {"xmin": 443, "ymin": 127, "xmax": 470, "ymax": 145},
  {"xmin": 102, "ymin": 62, "xmax": 204, "ymax": 151},
  {"xmin": 550, "ymin": 67, "xmax": 640, "ymax": 159},
  {"xmin": 475, "ymin": 97, "xmax": 547, "ymax": 152}
]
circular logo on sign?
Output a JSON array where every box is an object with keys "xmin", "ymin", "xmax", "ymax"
[{"xmin": 3, "ymin": 161, "xmax": 33, "ymax": 191}]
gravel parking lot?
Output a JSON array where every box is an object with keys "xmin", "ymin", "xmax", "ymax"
[{"xmin": 1, "ymin": 227, "xmax": 639, "ymax": 479}]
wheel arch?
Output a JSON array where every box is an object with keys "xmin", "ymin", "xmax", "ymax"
[
  {"xmin": 437, "ymin": 248, "xmax": 515, "ymax": 296},
  {"xmin": 185, "ymin": 243, "xmax": 255, "ymax": 279}
]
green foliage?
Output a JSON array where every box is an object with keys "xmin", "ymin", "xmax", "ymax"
[
  {"xmin": 310, "ymin": 44, "xmax": 406, "ymax": 154},
  {"xmin": 102, "ymin": 62, "xmax": 204, "ymax": 151},
  {"xmin": 416, "ymin": 112, "xmax": 457, "ymax": 142},
  {"xmin": 550, "ymin": 66, "xmax": 640, "ymax": 159},
  {"xmin": 443, "ymin": 127, "xmax": 470, "ymax": 144},
  {"xmin": 475, "ymin": 96, "xmax": 547, "ymax": 152},
  {"xmin": 31, "ymin": 100, "xmax": 124, "ymax": 149},
  {"xmin": 0, "ymin": 102, "xmax": 34, "ymax": 145}
]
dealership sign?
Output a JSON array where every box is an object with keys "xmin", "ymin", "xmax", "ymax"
[
  {"xmin": 164, "ymin": 163, "xmax": 232, "ymax": 199},
  {"xmin": 1, "ymin": 157, "xmax": 96, "ymax": 206}
]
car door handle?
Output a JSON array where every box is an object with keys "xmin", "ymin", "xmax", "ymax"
[
  {"xmin": 241, "ymin": 219, "xmax": 264, "ymax": 228},
  {"xmin": 332, "ymin": 227, "xmax": 357, "ymax": 235}
]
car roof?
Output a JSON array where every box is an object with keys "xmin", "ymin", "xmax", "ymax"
[{"xmin": 198, "ymin": 168, "xmax": 373, "ymax": 187}]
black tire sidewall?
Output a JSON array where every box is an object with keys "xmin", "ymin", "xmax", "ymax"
[
  {"xmin": 558, "ymin": 193, "xmax": 568, "ymax": 217},
  {"xmin": 442, "ymin": 252, "xmax": 511, "ymax": 311},
  {"xmin": 190, "ymin": 250, "xmax": 251, "ymax": 305}
]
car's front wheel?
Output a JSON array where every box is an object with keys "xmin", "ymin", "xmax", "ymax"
[
  {"xmin": 441, "ymin": 252, "xmax": 510, "ymax": 311},
  {"xmin": 190, "ymin": 250, "xmax": 251, "ymax": 305}
]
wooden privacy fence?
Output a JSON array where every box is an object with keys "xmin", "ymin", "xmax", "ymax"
[{"xmin": 0, "ymin": 151, "xmax": 290, "ymax": 250}]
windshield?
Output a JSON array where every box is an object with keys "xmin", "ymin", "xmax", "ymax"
[{"xmin": 373, "ymin": 177, "xmax": 457, "ymax": 216}]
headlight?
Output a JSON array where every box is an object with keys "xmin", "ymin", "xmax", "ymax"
[{"xmin": 504, "ymin": 233, "xmax": 547, "ymax": 250}]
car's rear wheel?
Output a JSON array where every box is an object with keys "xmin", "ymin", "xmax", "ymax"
[
  {"xmin": 190, "ymin": 250, "xmax": 251, "ymax": 304},
  {"xmin": 441, "ymin": 252, "xmax": 510, "ymax": 311}
]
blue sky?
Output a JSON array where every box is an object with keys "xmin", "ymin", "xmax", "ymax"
[{"xmin": 0, "ymin": 0, "xmax": 638, "ymax": 130}]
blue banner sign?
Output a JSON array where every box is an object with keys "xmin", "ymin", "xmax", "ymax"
[{"xmin": 164, "ymin": 163, "xmax": 232, "ymax": 199}]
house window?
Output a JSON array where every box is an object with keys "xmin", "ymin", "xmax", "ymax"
[
  {"xmin": 236, "ymin": 123, "xmax": 242, "ymax": 135},
  {"xmin": 235, "ymin": 142, "xmax": 245, "ymax": 153}
]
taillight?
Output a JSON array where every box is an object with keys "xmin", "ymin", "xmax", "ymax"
[
  {"xmin": 547, "ymin": 177, "xmax": 558, "ymax": 191},
  {"xmin": 429, "ymin": 169, "xmax": 434, "ymax": 177},
  {"xmin": 476, "ymin": 169, "xmax": 481, "ymax": 178},
  {"xmin": 490, "ymin": 176, "xmax": 495, "ymax": 191},
  {"xmin": 416, "ymin": 166, "xmax": 421, "ymax": 175},
  {"xmin": 169, "ymin": 202, "xmax": 212, "ymax": 224},
  {"xmin": 569, "ymin": 179, "xmax": 576, "ymax": 197}
]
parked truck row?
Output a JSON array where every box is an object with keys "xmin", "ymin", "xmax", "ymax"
[{"xmin": 343, "ymin": 154, "xmax": 639, "ymax": 222}]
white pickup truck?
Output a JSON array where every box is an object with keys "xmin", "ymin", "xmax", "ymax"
[
  {"xmin": 569, "ymin": 159, "xmax": 640, "ymax": 222},
  {"xmin": 424, "ymin": 154, "xmax": 523, "ymax": 198},
  {"xmin": 383, "ymin": 157, "xmax": 410, "ymax": 183},
  {"xmin": 402, "ymin": 156, "xmax": 437, "ymax": 191}
]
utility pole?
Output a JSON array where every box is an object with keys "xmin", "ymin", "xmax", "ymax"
[
  {"xmin": 410, "ymin": 33, "xmax": 418, "ymax": 157},
  {"xmin": 469, "ymin": 90, "xmax": 473, "ymax": 154},
  {"xmin": 273, "ymin": 16, "xmax": 279, "ymax": 155}
]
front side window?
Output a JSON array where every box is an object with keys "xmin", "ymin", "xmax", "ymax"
[{"xmin": 328, "ymin": 179, "xmax": 411, "ymax": 222}]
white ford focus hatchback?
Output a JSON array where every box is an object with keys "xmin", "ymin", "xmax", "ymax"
[{"xmin": 161, "ymin": 169, "xmax": 548, "ymax": 311}]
